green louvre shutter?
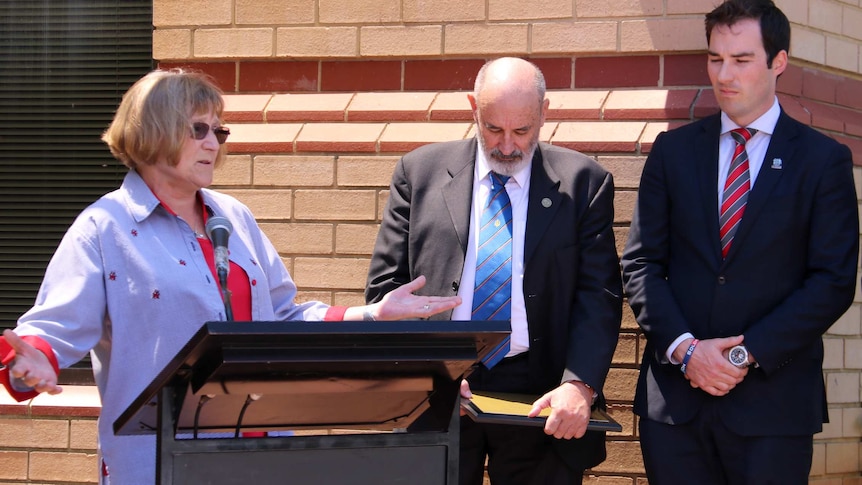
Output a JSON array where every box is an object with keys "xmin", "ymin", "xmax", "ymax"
[{"xmin": 0, "ymin": 2, "xmax": 153, "ymax": 333}]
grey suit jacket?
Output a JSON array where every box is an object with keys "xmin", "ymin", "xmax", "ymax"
[
  {"xmin": 367, "ymin": 138, "xmax": 623, "ymax": 469},
  {"xmin": 622, "ymin": 111, "xmax": 859, "ymax": 436}
]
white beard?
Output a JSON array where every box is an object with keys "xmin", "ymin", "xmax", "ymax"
[{"xmin": 478, "ymin": 137, "xmax": 537, "ymax": 177}]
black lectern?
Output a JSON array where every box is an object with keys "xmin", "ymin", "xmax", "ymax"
[{"xmin": 114, "ymin": 320, "xmax": 509, "ymax": 485}]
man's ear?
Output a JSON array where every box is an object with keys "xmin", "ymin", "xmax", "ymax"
[
  {"xmin": 468, "ymin": 94, "xmax": 479, "ymax": 123},
  {"xmin": 771, "ymin": 49, "xmax": 788, "ymax": 76}
]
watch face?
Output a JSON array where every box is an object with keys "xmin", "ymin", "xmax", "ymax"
[{"xmin": 729, "ymin": 346, "xmax": 748, "ymax": 367}]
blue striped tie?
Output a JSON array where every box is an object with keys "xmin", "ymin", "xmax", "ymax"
[{"xmin": 473, "ymin": 172, "xmax": 512, "ymax": 368}]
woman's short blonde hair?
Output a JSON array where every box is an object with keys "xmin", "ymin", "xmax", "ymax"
[{"xmin": 102, "ymin": 69, "xmax": 227, "ymax": 169}]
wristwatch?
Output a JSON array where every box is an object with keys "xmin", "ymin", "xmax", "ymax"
[{"xmin": 728, "ymin": 345, "xmax": 749, "ymax": 368}]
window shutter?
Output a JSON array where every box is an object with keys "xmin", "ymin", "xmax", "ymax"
[{"xmin": 0, "ymin": 2, "xmax": 152, "ymax": 337}]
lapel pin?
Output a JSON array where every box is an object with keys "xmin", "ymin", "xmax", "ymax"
[
  {"xmin": 541, "ymin": 198, "xmax": 552, "ymax": 208},
  {"xmin": 771, "ymin": 158, "xmax": 782, "ymax": 170}
]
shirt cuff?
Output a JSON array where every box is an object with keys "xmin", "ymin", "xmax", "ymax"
[
  {"xmin": 0, "ymin": 334, "xmax": 59, "ymax": 402},
  {"xmin": 324, "ymin": 306, "xmax": 348, "ymax": 321},
  {"xmin": 666, "ymin": 332, "xmax": 695, "ymax": 364}
]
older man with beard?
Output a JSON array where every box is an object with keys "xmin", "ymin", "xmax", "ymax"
[{"xmin": 366, "ymin": 57, "xmax": 622, "ymax": 485}]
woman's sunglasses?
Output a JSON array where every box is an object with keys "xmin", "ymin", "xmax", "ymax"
[{"xmin": 191, "ymin": 122, "xmax": 230, "ymax": 144}]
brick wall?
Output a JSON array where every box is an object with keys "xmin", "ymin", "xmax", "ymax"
[{"xmin": 152, "ymin": 0, "xmax": 862, "ymax": 78}]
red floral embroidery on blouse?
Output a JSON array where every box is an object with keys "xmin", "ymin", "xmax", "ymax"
[
  {"xmin": 109, "ymin": 271, "xmax": 117, "ymax": 281},
  {"xmin": 152, "ymin": 290, "xmax": 160, "ymax": 299},
  {"xmin": 131, "ymin": 229, "xmax": 138, "ymax": 237},
  {"xmin": 179, "ymin": 259, "xmax": 186, "ymax": 266}
]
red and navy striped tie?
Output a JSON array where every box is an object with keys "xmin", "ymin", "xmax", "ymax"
[
  {"xmin": 473, "ymin": 172, "xmax": 512, "ymax": 368},
  {"xmin": 719, "ymin": 127, "xmax": 757, "ymax": 259}
]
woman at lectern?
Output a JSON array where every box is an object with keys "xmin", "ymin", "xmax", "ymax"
[{"xmin": 0, "ymin": 68, "xmax": 460, "ymax": 484}]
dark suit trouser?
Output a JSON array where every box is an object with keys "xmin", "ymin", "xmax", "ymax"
[
  {"xmin": 461, "ymin": 354, "xmax": 584, "ymax": 485},
  {"xmin": 639, "ymin": 399, "xmax": 813, "ymax": 485}
]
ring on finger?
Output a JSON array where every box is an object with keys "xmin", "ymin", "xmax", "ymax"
[{"xmin": 423, "ymin": 304, "xmax": 431, "ymax": 311}]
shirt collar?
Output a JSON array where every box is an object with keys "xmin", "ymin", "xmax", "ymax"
[
  {"xmin": 720, "ymin": 96, "xmax": 780, "ymax": 136},
  {"xmin": 122, "ymin": 169, "xmax": 211, "ymax": 224}
]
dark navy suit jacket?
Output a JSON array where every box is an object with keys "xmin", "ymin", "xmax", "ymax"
[{"xmin": 622, "ymin": 110, "xmax": 858, "ymax": 436}]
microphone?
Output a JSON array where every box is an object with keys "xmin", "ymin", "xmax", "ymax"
[{"xmin": 205, "ymin": 216, "xmax": 234, "ymax": 320}]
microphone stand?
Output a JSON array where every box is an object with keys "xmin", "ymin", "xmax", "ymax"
[{"xmin": 217, "ymin": 268, "xmax": 234, "ymax": 321}]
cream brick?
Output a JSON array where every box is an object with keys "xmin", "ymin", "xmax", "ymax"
[
  {"xmin": 843, "ymin": 407, "xmax": 862, "ymax": 437},
  {"xmin": 195, "ymin": 28, "xmax": 273, "ymax": 58},
  {"xmin": 830, "ymin": 304, "xmax": 861, "ymax": 335},
  {"xmin": 377, "ymin": 190, "xmax": 390, "ymax": 220},
  {"xmin": 613, "ymin": 333, "xmax": 638, "ymax": 365},
  {"xmin": 596, "ymin": 156, "xmax": 646, "ymax": 190},
  {"xmin": 489, "ymin": 0, "xmax": 572, "ymax": 20},
  {"xmin": 846, "ymin": 339, "xmax": 862, "ymax": 368},
  {"xmin": 319, "ymin": 0, "xmax": 401, "ymax": 23},
  {"xmin": 591, "ymin": 440, "xmax": 645, "ymax": 474},
  {"xmin": 817, "ymin": 407, "xmax": 844, "ymax": 439},
  {"xmin": 29, "ymin": 452, "xmax": 98, "ymax": 483},
  {"xmin": 812, "ymin": 442, "xmax": 826, "ymax": 476},
  {"xmin": 583, "ymin": 475, "xmax": 635, "ymax": 484},
  {"xmin": 360, "ymin": 26, "xmax": 443, "ymax": 56},
  {"xmin": 810, "ymin": 0, "xmax": 845, "ymax": 34},
  {"xmin": 70, "ymin": 420, "xmax": 98, "ymax": 450},
  {"xmin": 221, "ymin": 189, "xmax": 293, "ymax": 219},
  {"xmin": 214, "ymin": 155, "xmax": 253, "ymax": 186},
  {"xmin": 254, "ymin": 156, "xmax": 335, "ymax": 187},
  {"xmin": 337, "ymin": 156, "xmax": 399, "ymax": 187},
  {"xmin": 604, "ymin": 368, "xmax": 638, "ymax": 402},
  {"xmin": 0, "ymin": 419, "xmax": 68, "ymax": 449},
  {"xmin": 621, "ymin": 19, "xmax": 705, "ymax": 52},
  {"xmin": 843, "ymin": 5, "xmax": 862, "ymax": 40},
  {"xmin": 576, "ymin": 0, "xmax": 662, "ymax": 18},
  {"xmin": 292, "ymin": 257, "xmax": 370, "ymax": 289},
  {"xmin": 236, "ymin": 0, "xmax": 315, "ymax": 25},
  {"xmin": 296, "ymin": 290, "xmax": 333, "ymax": 304},
  {"xmin": 0, "ymin": 451, "xmax": 28, "ymax": 480},
  {"xmin": 294, "ymin": 190, "xmax": 377, "ymax": 220},
  {"xmin": 335, "ymin": 224, "xmax": 380, "ymax": 255},
  {"xmin": 403, "ymin": 0, "xmax": 485, "ymax": 22},
  {"xmin": 614, "ymin": 190, "xmax": 637, "ymax": 225},
  {"xmin": 826, "ymin": 36, "xmax": 860, "ymax": 73},
  {"xmin": 532, "ymin": 22, "xmax": 618, "ymax": 54},
  {"xmin": 826, "ymin": 441, "xmax": 860, "ymax": 474},
  {"xmin": 333, "ymin": 291, "xmax": 366, "ymax": 307},
  {"xmin": 791, "ymin": 27, "xmax": 826, "ymax": 65},
  {"xmin": 153, "ymin": 29, "xmax": 191, "ymax": 60},
  {"xmin": 666, "ymin": 0, "xmax": 714, "ymax": 15},
  {"xmin": 445, "ymin": 24, "xmax": 529, "ymax": 55},
  {"xmin": 260, "ymin": 223, "xmax": 334, "ymax": 254},
  {"xmin": 777, "ymin": 0, "xmax": 810, "ymax": 24},
  {"xmin": 855, "ymin": 167, "xmax": 862, "ymax": 199},
  {"xmin": 822, "ymin": 337, "xmax": 844, "ymax": 369},
  {"xmin": 153, "ymin": 0, "xmax": 232, "ymax": 27},
  {"xmin": 606, "ymin": 405, "xmax": 636, "ymax": 438},
  {"xmin": 826, "ymin": 371, "xmax": 861, "ymax": 403},
  {"xmin": 276, "ymin": 27, "xmax": 358, "ymax": 58}
]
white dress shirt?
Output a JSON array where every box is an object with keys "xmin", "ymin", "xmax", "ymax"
[{"xmin": 451, "ymin": 148, "xmax": 532, "ymax": 357}]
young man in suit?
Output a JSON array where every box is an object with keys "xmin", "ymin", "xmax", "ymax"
[
  {"xmin": 366, "ymin": 57, "xmax": 623, "ymax": 485},
  {"xmin": 621, "ymin": 0, "xmax": 859, "ymax": 483}
]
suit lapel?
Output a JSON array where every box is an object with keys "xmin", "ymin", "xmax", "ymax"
[
  {"xmin": 441, "ymin": 138, "xmax": 477, "ymax": 251},
  {"xmin": 525, "ymin": 146, "xmax": 561, "ymax": 266},
  {"xmin": 723, "ymin": 110, "xmax": 796, "ymax": 261},
  {"xmin": 697, "ymin": 115, "xmax": 723, "ymax": 261}
]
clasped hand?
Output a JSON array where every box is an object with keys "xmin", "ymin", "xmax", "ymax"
[{"xmin": 678, "ymin": 335, "xmax": 748, "ymax": 396}]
